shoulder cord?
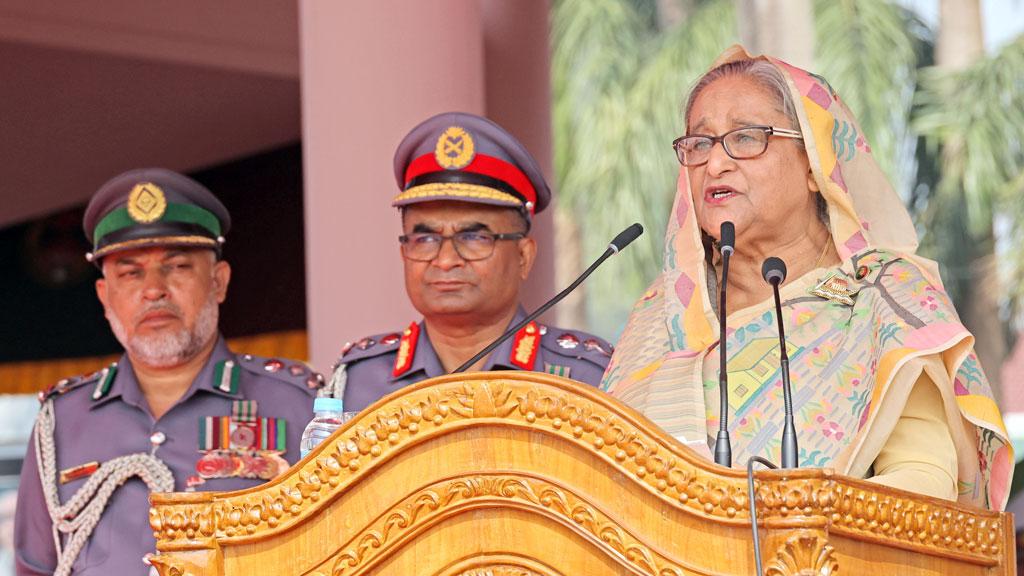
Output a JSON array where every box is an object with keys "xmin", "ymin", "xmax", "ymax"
[
  {"xmin": 326, "ymin": 364, "xmax": 347, "ymax": 400},
  {"xmin": 34, "ymin": 400, "xmax": 175, "ymax": 576}
]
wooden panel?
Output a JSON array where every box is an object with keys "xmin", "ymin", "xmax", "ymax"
[
  {"xmin": 0, "ymin": 330, "xmax": 307, "ymax": 394},
  {"xmin": 149, "ymin": 372, "xmax": 1014, "ymax": 575}
]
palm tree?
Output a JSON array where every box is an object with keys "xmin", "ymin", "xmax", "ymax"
[
  {"xmin": 813, "ymin": 0, "xmax": 926, "ymax": 199},
  {"xmin": 551, "ymin": 0, "xmax": 736, "ymax": 336},
  {"xmin": 914, "ymin": 13, "xmax": 1024, "ymax": 400}
]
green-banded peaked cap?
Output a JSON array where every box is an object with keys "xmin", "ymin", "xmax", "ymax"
[{"xmin": 83, "ymin": 168, "xmax": 231, "ymax": 263}]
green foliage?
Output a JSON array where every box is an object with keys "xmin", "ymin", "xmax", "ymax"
[
  {"xmin": 914, "ymin": 36, "xmax": 1024, "ymax": 304},
  {"xmin": 814, "ymin": 0, "xmax": 927, "ymax": 198},
  {"xmin": 553, "ymin": 0, "xmax": 1024, "ymax": 339},
  {"xmin": 552, "ymin": 0, "xmax": 735, "ymax": 336}
]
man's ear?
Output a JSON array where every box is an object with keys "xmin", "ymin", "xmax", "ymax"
[
  {"xmin": 212, "ymin": 260, "xmax": 231, "ymax": 304},
  {"xmin": 95, "ymin": 277, "xmax": 109, "ymax": 311},
  {"xmin": 518, "ymin": 236, "xmax": 537, "ymax": 280}
]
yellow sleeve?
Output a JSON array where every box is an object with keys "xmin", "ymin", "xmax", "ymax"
[{"xmin": 866, "ymin": 371, "xmax": 958, "ymax": 500}]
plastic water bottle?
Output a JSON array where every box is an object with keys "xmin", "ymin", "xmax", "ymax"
[{"xmin": 300, "ymin": 397, "xmax": 345, "ymax": 458}]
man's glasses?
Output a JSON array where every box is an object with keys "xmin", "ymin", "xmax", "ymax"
[
  {"xmin": 399, "ymin": 230, "xmax": 526, "ymax": 262},
  {"xmin": 672, "ymin": 125, "xmax": 803, "ymax": 167}
]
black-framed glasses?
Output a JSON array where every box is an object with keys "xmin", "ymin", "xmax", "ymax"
[
  {"xmin": 398, "ymin": 230, "xmax": 526, "ymax": 262},
  {"xmin": 672, "ymin": 125, "xmax": 803, "ymax": 167}
]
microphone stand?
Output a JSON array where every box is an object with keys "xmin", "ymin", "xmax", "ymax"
[
  {"xmin": 713, "ymin": 221, "xmax": 735, "ymax": 467},
  {"xmin": 452, "ymin": 223, "xmax": 643, "ymax": 374},
  {"xmin": 764, "ymin": 259, "xmax": 798, "ymax": 469}
]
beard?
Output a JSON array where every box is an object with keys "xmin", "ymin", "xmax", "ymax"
[{"xmin": 107, "ymin": 294, "xmax": 219, "ymax": 368}]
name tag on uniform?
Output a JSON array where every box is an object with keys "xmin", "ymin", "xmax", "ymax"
[{"xmin": 59, "ymin": 461, "xmax": 100, "ymax": 484}]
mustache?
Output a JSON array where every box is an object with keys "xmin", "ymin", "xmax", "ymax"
[
  {"xmin": 425, "ymin": 276, "xmax": 474, "ymax": 284},
  {"xmin": 423, "ymin": 271, "xmax": 474, "ymax": 283},
  {"xmin": 134, "ymin": 301, "xmax": 183, "ymax": 323}
]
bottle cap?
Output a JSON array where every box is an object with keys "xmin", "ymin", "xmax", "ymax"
[{"xmin": 313, "ymin": 397, "xmax": 344, "ymax": 413}]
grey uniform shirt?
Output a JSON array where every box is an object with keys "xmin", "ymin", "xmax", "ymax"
[
  {"xmin": 14, "ymin": 336, "xmax": 319, "ymax": 576},
  {"xmin": 335, "ymin": 307, "xmax": 613, "ymax": 412}
]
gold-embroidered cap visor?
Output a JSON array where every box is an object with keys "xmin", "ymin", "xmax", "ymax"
[
  {"xmin": 91, "ymin": 235, "xmax": 219, "ymax": 260},
  {"xmin": 392, "ymin": 182, "xmax": 524, "ymax": 209}
]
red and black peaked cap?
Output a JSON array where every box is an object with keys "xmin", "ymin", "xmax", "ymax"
[
  {"xmin": 392, "ymin": 112, "xmax": 551, "ymax": 216},
  {"xmin": 83, "ymin": 168, "xmax": 231, "ymax": 263}
]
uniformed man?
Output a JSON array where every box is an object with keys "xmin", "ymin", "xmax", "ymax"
[
  {"xmin": 331, "ymin": 112, "xmax": 613, "ymax": 412},
  {"xmin": 14, "ymin": 168, "xmax": 321, "ymax": 576}
]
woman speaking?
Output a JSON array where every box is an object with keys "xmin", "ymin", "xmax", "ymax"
[{"xmin": 601, "ymin": 46, "xmax": 1012, "ymax": 510}]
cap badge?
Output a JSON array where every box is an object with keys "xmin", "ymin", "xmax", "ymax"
[
  {"xmin": 435, "ymin": 126, "xmax": 475, "ymax": 169},
  {"xmin": 127, "ymin": 182, "xmax": 167, "ymax": 223}
]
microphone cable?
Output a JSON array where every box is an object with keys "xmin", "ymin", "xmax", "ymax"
[{"xmin": 746, "ymin": 455, "xmax": 778, "ymax": 576}]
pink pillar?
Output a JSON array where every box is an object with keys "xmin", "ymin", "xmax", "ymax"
[
  {"xmin": 482, "ymin": 0, "xmax": 555, "ymax": 314},
  {"xmin": 300, "ymin": 1, "xmax": 554, "ymax": 371}
]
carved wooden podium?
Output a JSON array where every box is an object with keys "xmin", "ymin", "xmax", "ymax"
[{"xmin": 149, "ymin": 372, "xmax": 1014, "ymax": 575}]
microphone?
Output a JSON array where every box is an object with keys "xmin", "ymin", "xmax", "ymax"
[
  {"xmin": 713, "ymin": 221, "xmax": 735, "ymax": 467},
  {"xmin": 761, "ymin": 256, "xmax": 798, "ymax": 468},
  {"xmin": 452, "ymin": 223, "xmax": 644, "ymax": 373}
]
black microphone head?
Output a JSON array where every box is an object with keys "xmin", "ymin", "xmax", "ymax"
[
  {"xmin": 719, "ymin": 221, "xmax": 735, "ymax": 256},
  {"xmin": 609, "ymin": 223, "xmax": 644, "ymax": 253},
  {"xmin": 761, "ymin": 257, "xmax": 787, "ymax": 285}
]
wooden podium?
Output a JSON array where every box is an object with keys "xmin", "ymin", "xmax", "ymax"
[{"xmin": 148, "ymin": 372, "xmax": 1014, "ymax": 575}]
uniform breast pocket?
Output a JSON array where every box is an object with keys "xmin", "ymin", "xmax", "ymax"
[
  {"xmin": 204, "ymin": 476, "xmax": 266, "ymax": 492},
  {"xmin": 71, "ymin": 511, "xmax": 111, "ymax": 571},
  {"xmin": 71, "ymin": 478, "xmax": 153, "ymax": 574}
]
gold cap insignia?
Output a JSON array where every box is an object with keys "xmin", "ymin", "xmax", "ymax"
[
  {"xmin": 127, "ymin": 183, "xmax": 167, "ymax": 223},
  {"xmin": 809, "ymin": 272, "xmax": 859, "ymax": 306},
  {"xmin": 435, "ymin": 126, "xmax": 475, "ymax": 169}
]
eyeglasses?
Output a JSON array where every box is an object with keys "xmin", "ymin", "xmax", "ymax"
[
  {"xmin": 398, "ymin": 230, "xmax": 526, "ymax": 262},
  {"xmin": 672, "ymin": 125, "xmax": 803, "ymax": 167}
]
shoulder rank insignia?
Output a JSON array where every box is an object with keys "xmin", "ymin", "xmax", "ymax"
[
  {"xmin": 510, "ymin": 321, "xmax": 540, "ymax": 370},
  {"xmin": 196, "ymin": 399, "xmax": 288, "ymax": 481},
  {"xmin": 392, "ymin": 322, "xmax": 421, "ymax": 377},
  {"xmin": 38, "ymin": 373, "xmax": 88, "ymax": 403},
  {"xmin": 809, "ymin": 271, "xmax": 859, "ymax": 306}
]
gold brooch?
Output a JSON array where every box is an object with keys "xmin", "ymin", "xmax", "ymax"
[
  {"xmin": 127, "ymin": 182, "xmax": 167, "ymax": 223},
  {"xmin": 809, "ymin": 272, "xmax": 859, "ymax": 306},
  {"xmin": 435, "ymin": 126, "xmax": 475, "ymax": 169}
]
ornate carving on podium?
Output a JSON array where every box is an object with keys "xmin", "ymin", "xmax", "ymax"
[
  {"xmin": 456, "ymin": 568, "xmax": 543, "ymax": 576},
  {"xmin": 153, "ymin": 378, "xmax": 764, "ymax": 549},
  {"xmin": 435, "ymin": 554, "xmax": 560, "ymax": 576},
  {"xmin": 310, "ymin": 474, "xmax": 686, "ymax": 576},
  {"xmin": 148, "ymin": 554, "xmax": 195, "ymax": 576},
  {"xmin": 826, "ymin": 483, "xmax": 1003, "ymax": 559},
  {"xmin": 149, "ymin": 373, "xmax": 1015, "ymax": 575},
  {"xmin": 750, "ymin": 475, "xmax": 1005, "ymax": 561},
  {"xmin": 764, "ymin": 530, "xmax": 838, "ymax": 576}
]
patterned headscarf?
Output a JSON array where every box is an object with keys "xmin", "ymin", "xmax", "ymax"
[{"xmin": 602, "ymin": 46, "xmax": 1012, "ymax": 510}]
